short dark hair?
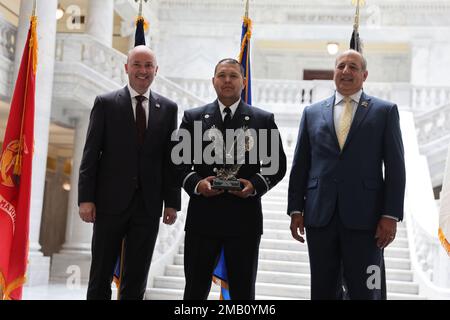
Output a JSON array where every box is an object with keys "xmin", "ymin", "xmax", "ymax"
[{"xmin": 214, "ymin": 58, "xmax": 245, "ymax": 76}]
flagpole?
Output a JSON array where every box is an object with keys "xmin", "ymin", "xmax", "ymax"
[
  {"xmin": 136, "ymin": 0, "xmax": 149, "ymax": 18},
  {"xmin": 353, "ymin": 0, "xmax": 360, "ymax": 34},
  {"xmin": 13, "ymin": 0, "xmax": 37, "ymax": 182},
  {"xmin": 138, "ymin": 0, "xmax": 143, "ymax": 17},
  {"xmin": 14, "ymin": 0, "xmax": 38, "ymax": 177},
  {"xmin": 350, "ymin": 0, "xmax": 364, "ymax": 52},
  {"xmin": 244, "ymin": 0, "xmax": 249, "ymax": 18}
]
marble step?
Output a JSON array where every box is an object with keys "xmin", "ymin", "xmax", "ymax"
[
  {"xmin": 262, "ymin": 201, "xmax": 288, "ymax": 211},
  {"xmin": 387, "ymin": 280, "xmax": 419, "ymax": 295},
  {"xmin": 261, "ymin": 228, "xmax": 410, "ymax": 248},
  {"xmin": 262, "ymin": 195, "xmax": 288, "ymax": 203},
  {"xmin": 145, "ymin": 287, "xmax": 425, "ymax": 300},
  {"xmin": 151, "ymin": 275, "xmax": 419, "ymax": 298},
  {"xmin": 173, "ymin": 251, "xmax": 412, "ymax": 269},
  {"xmin": 262, "ymin": 219, "xmax": 408, "ymax": 238},
  {"xmin": 178, "ymin": 240, "xmax": 410, "ymax": 259},
  {"xmin": 152, "ymin": 276, "xmax": 311, "ymax": 299},
  {"xmin": 145, "ymin": 288, "xmax": 297, "ymax": 300},
  {"xmin": 164, "ymin": 265, "xmax": 414, "ymax": 283},
  {"xmin": 166, "ymin": 257, "xmax": 413, "ymax": 282},
  {"xmin": 262, "ymin": 209, "xmax": 409, "ymax": 228},
  {"xmin": 266, "ymin": 190, "xmax": 289, "ymax": 198}
]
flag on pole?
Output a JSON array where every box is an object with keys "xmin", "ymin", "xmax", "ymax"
[
  {"xmin": 212, "ymin": 2, "xmax": 253, "ymax": 300},
  {"xmin": 439, "ymin": 214, "xmax": 450, "ymax": 256},
  {"xmin": 438, "ymin": 147, "xmax": 450, "ymax": 256},
  {"xmin": 350, "ymin": 0, "xmax": 364, "ymax": 53},
  {"xmin": 112, "ymin": 1, "xmax": 148, "ymax": 298},
  {"xmin": 134, "ymin": 0, "xmax": 148, "ymax": 47},
  {"xmin": 134, "ymin": 17, "xmax": 146, "ymax": 47},
  {"xmin": 211, "ymin": 249, "xmax": 230, "ymax": 300},
  {"xmin": 0, "ymin": 9, "xmax": 38, "ymax": 300},
  {"xmin": 238, "ymin": 15, "xmax": 252, "ymax": 105}
]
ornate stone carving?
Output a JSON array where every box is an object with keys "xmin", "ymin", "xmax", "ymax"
[{"xmin": 0, "ymin": 15, "xmax": 16, "ymax": 61}]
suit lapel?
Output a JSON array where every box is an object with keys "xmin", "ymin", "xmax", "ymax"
[
  {"xmin": 342, "ymin": 92, "xmax": 372, "ymax": 150},
  {"xmin": 117, "ymin": 86, "xmax": 137, "ymax": 136},
  {"xmin": 231, "ymin": 101, "xmax": 252, "ymax": 129},
  {"xmin": 147, "ymin": 91, "xmax": 162, "ymax": 138},
  {"xmin": 321, "ymin": 96, "xmax": 340, "ymax": 150},
  {"xmin": 202, "ymin": 101, "xmax": 223, "ymax": 130},
  {"xmin": 121, "ymin": 88, "xmax": 163, "ymax": 146}
]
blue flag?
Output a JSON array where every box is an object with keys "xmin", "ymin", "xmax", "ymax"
[
  {"xmin": 212, "ymin": 16, "xmax": 252, "ymax": 301},
  {"xmin": 239, "ymin": 17, "xmax": 252, "ymax": 105},
  {"xmin": 135, "ymin": 17, "xmax": 146, "ymax": 46}
]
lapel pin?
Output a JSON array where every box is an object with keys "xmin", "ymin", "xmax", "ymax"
[
  {"xmin": 155, "ymin": 103, "xmax": 161, "ymax": 108},
  {"xmin": 361, "ymin": 101, "xmax": 369, "ymax": 108},
  {"xmin": 204, "ymin": 114, "xmax": 210, "ymax": 119}
]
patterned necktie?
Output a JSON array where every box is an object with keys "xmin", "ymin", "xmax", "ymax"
[
  {"xmin": 135, "ymin": 95, "xmax": 147, "ymax": 145},
  {"xmin": 338, "ymin": 96, "xmax": 352, "ymax": 150}
]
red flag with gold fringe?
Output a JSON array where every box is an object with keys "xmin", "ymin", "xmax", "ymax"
[{"xmin": 0, "ymin": 12, "xmax": 37, "ymax": 300}]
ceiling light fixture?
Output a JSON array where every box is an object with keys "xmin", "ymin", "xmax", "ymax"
[
  {"xmin": 56, "ymin": 4, "xmax": 65, "ymax": 20},
  {"xmin": 327, "ymin": 42, "xmax": 339, "ymax": 55}
]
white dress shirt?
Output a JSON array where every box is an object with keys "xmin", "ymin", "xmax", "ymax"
[
  {"xmin": 128, "ymin": 84, "xmax": 150, "ymax": 126},
  {"xmin": 218, "ymin": 98, "xmax": 241, "ymax": 120}
]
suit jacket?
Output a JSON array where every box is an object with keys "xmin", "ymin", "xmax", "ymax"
[
  {"xmin": 287, "ymin": 92, "xmax": 406, "ymax": 230},
  {"xmin": 78, "ymin": 86, "xmax": 181, "ymax": 216},
  {"xmin": 178, "ymin": 100, "xmax": 287, "ymax": 236}
]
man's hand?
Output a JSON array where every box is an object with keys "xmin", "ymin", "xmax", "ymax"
[
  {"xmin": 163, "ymin": 207, "xmax": 177, "ymax": 225},
  {"xmin": 197, "ymin": 176, "xmax": 224, "ymax": 197},
  {"xmin": 375, "ymin": 217, "xmax": 397, "ymax": 249},
  {"xmin": 290, "ymin": 213, "xmax": 305, "ymax": 243},
  {"xmin": 79, "ymin": 202, "xmax": 96, "ymax": 223},
  {"xmin": 229, "ymin": 179, "xmax": 255, "ymax": 198}
]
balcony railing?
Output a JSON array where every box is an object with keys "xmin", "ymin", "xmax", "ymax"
[
  {"xmin": 0, "ymin": 15, "xmax": 16, "ymax": 99},
  {"xmin": 169, "ymin": 77, "xmax": 450, "ymax": 113},
  {"xmin": 54, "ymin": 33, "xmax": 205, "ymax": 111},
  {"xmin": 0, "ymin": 15, "xmax": 16, "ymax": 61}
]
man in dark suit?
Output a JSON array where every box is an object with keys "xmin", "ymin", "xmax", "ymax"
[
  {"xmin": 287, "ymin": 50, "xmax": 406, "ymax": 300},
  {"xmin": 175, "ymin": 58, "xmax": 286, "ymax": 299},
  {"xmin": 78, "ymin": 46, "xmax": 181, "ymax": 300}
]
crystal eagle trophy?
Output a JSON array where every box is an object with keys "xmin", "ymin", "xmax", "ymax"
[{"xmin": 208, "ymin": 125, "xmax": 254, "ymax": 191}]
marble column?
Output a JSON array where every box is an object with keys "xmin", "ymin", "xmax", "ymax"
[
  {"xmin": 13, "ymin": 0, "xmax": 58, "ymax": 286},
  {"xmin": 86, "ymin": 0, "xmax": 114, "ymax": 47},
  {"xmin": 51, "ymin": 111, "xmax": 93, "ymax": 283},
  {"xmin": 410, "ymin": 39, "xmax": 431, "ymax": 87}
]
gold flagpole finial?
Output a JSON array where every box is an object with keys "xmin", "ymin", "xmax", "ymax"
[
  {"xmin": 244, "ymin": 0, "xmax": 250, "ymax": 18},
  {"xmin": 351, "ymin": 0, "xmax": 366, "ymax": 6}
]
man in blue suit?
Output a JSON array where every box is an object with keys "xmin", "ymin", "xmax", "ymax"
[{"xmin": 287, "ymin": 50, "xmax": 405, "ymax": 300}]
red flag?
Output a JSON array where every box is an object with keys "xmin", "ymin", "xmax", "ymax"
[{"xmin": 0, "ymin": 13, "xmax": 37, "ymax": 300}]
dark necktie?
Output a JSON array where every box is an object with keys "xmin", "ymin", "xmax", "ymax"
[
  {"xmin": 223, "ymin": 107, "xmax": 232, "ymax": 130},
  {"xmin": 135, "ymin": 95, "xmax": 147, "ymax": 145},
  {"xmin": 222, "ymin": 107, "xmax": 232, "ymax": 164}
]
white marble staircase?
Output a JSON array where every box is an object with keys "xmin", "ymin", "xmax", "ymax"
[{"xmin": 146, "ymin": 147, "xmax": 425, "ymax": 300}]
